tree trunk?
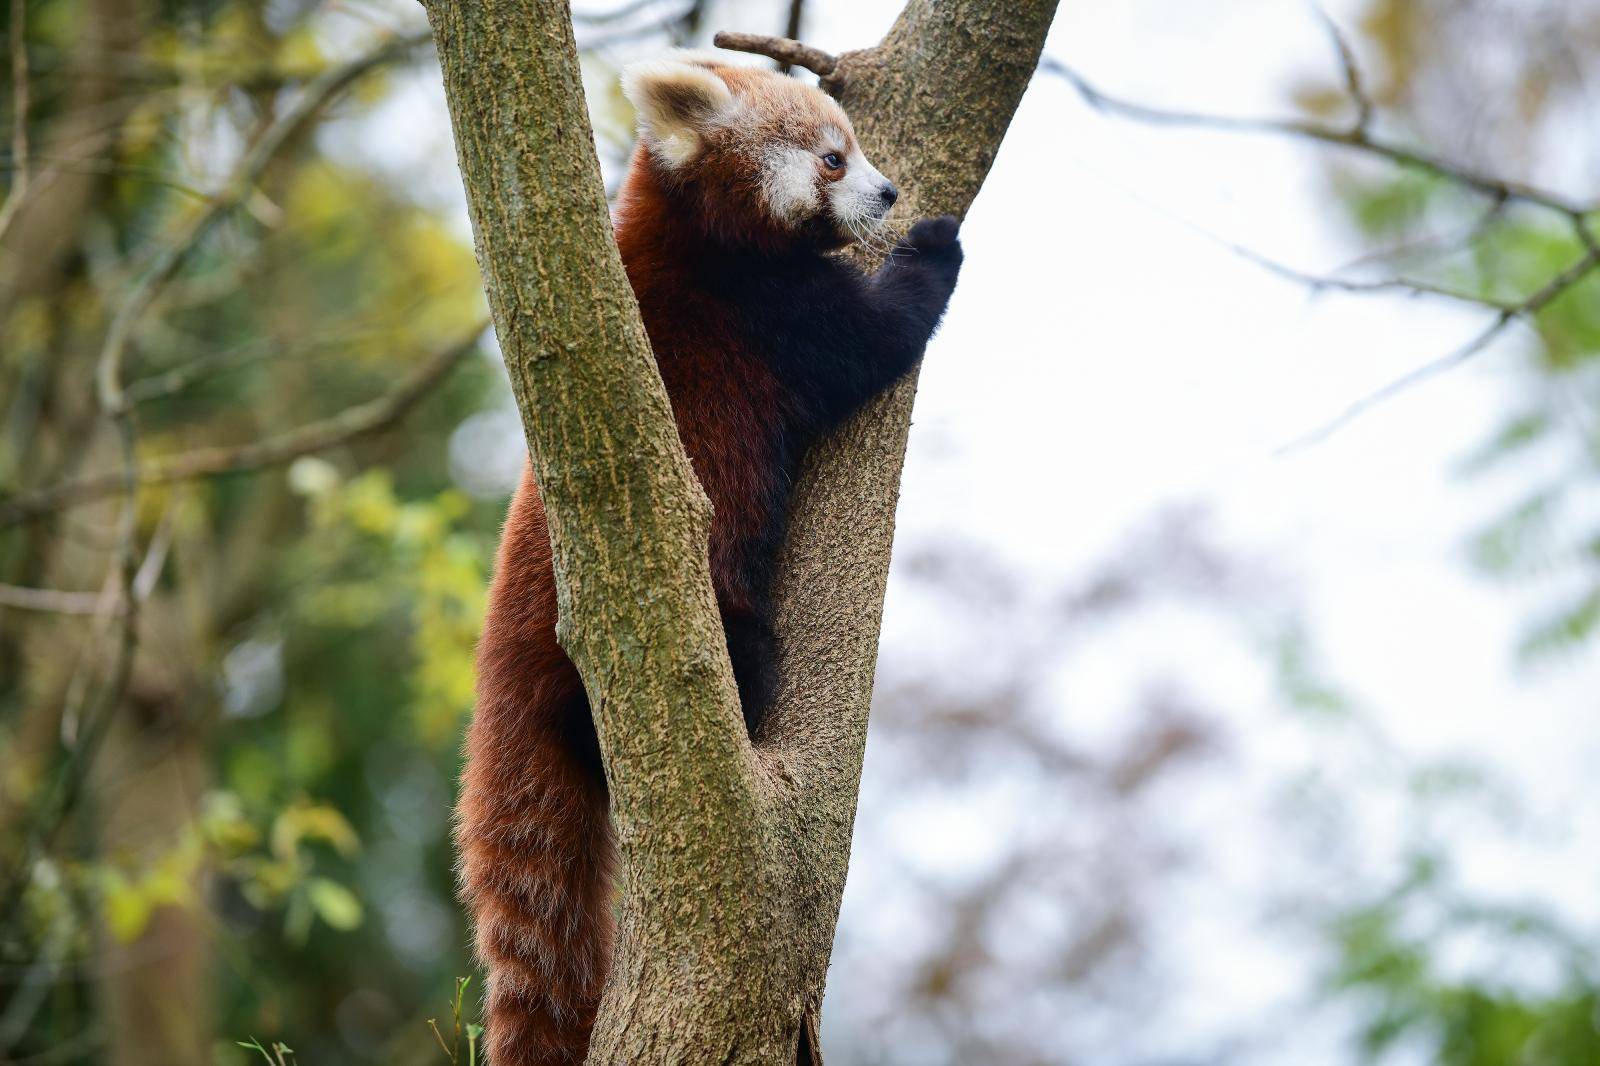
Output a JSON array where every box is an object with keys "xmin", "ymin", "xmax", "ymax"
[
  {"xmin": 91, "ymin": 673, "xmax": 212, "ymax": 1066},
  {"xmin": 423, "ymin": 0, "xmax": 1058, "ymax": 1059}
]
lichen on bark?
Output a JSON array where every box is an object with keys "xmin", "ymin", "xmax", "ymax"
[{"xmin": 423, "ymin": 0, "xmax": 1060, "ymax": 1059}]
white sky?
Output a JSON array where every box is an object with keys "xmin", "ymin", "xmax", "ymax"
[
  {"xmin": 348, "ymin": 0, "xmax": 1600, "ymax": 1059},
  {"xmin": 858, "ymin": 0, "xmax": 1598, "ymax": 1058}
]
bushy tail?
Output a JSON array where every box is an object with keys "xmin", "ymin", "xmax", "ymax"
[{"xmin": 458, "ymin": 675, "xmax": 614, "ymax": 1066}]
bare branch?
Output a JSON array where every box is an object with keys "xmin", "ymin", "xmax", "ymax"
[
  {"xmin": 573, "ymin": 4, "xmax": 704, "ymax": 50},
  {"xmin": 1282, "ymin": 312, "xmax": 1515, "ymax": 454},
  {"xmin": 712, "ymin": 32, "xmax": 838, "ymax": 82},
  {"xmin": 130, "ymin": 504, "xmax": 174, "ymax": 602},
  {"xmin": 0, "ymin": 555, "xmax": 140, "ymax": 926},
  {"xmin": 1153, "ymin": 205, "xmax": 1520, "ymax": 312},
  {"xmin": 1311, "ymin": 3, "xmax": 1373, "ymax": 133},
  {"xmin": 1223, "ymin": 241, "xmax": 1517, "ymax": 310},
  {"xmin": 0, "ymin": 509, "xmax": 166, "ymax": 616},
  {"xmin": 1282, "ymin": 247, "xmax": 1600, "ymax": 452},
  {"xmin": 1575, "ymin": 214, "xmax": 1600, "ymax": 257},
  {"xmin": 0, "ymin": 584, "xmax": 112, "ymax": 616},
  {"xmin": 0, "ymin": 155, "xmax": 212, "ymax": 201},
  {"xmin": 94, "ymin": 29, "xmax": 433, "ymax": 416},
  {"xmin": 1038, "ymin": 40, "xmax": 1600, "ymax": 445},
  {"xmin": 0, "ymin": 322, "xmax": 486, "ymax": 524},
  {"xmin": 1039, "ymin": 58, "xmax": 1599, "ymax": 220},
  {"xmin": 0, "ymin": 0, "xmax": 30, "ymax": 242},
  {"xmin": 572, "ymin": 0, "xmax": 670, "ymax": 24},
  {"xmin": 1329, "ymin": 194, "xmax": 1507, "ymax": 277},
  {"xmin": 778, "ymin": 0, "xmax": 807, "ymax": 75}
]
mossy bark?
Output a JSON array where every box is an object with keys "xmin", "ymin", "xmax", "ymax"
[{"xmin": 423, "ymin": 0, "xmax": 1059, "ymax": 1060}]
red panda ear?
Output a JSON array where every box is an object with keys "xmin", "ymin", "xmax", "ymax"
[{"xmin": 621, "ymin": 58, "xmax": 736, "ymax": 168}]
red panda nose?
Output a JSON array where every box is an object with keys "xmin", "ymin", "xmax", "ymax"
[{"xmin": 879, "ymin": 182, "xmax": 899, "ymax": 206}]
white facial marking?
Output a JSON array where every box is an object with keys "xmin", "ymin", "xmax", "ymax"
[
  {"xmin": 827, "ymin": 148, "xmax": 891, "ymax": 233},
  {"xmin": 761, "ymin": 145, "xmax": 822, "ymax": 223}
]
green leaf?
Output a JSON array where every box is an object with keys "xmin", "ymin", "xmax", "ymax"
[
  {"xmin": 306, "ymin": 877, "xmax": 363, "ymax": 932},
  {"xmin": 1517, "ymin": 588, "xmax": 1600, "ymax": 662}
]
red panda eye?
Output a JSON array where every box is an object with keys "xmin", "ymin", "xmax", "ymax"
[{"xmin": 822, "ymin": 152, "xmax": 843, "ymax": 170}]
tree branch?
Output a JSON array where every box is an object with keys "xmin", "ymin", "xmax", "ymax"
[
  {"xmin": 1311, "ymin": 3, "xmax": 1373, "ymax": 135},
  {"xmin": 746, "ymin": 0, "xmax": 1060, "ymax": 1046},
  {"xmin": 1040, "ymin": 33, "xmax": 1600, "ymax": 447},
  {"xmin": 778, "ymin": 0, "xmax": 807, "ymax": 75},
  {"xmin": 0, "ymin": 584, "xmax": 111, "ymax": 616},
  {"xmin": 0, "ymin": 0, "xmax": 31, "ymax": 242},
  {"xmin": 1039, "ymin": 58, "xmax": 1599, "ymax": 221},
  {"xmin": 761, "ymin": 0, "xmax": 1060, "ymax": 787},
  {"xmin": 1282, "ymin": 245, "xmax": 1600, "ymax": 452},
  {"xmin": 572, "ymin": 0, "xmax": 670, "ymax": 24},
  {"xmin": 712, "ymin": 32, "xmax": 837, "ymax": 83},
  {"xmin": 1144, "ymin": 201, "xmax": 1523, "ymax": 312},
  {"xmin": 0, "ymin": 323, "xmax": 486, "ymax": 524},
  {"xmin": 93, "ymin": 29, "xmax": 433, "ymax": 415}
]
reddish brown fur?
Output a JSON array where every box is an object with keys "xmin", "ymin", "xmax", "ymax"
[
  {"xmin": 452, "ymin": 57, "xmax": 961, "ymax": 1065},
  {"xmin": 460, "ymin": 135, "xmax": 797, "ymax": 1064},
  {"xmin": 461, "ymin": 487, "xmax": 614, "ymax": 1065}
]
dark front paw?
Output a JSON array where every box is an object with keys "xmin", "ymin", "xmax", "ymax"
[
  {"xmin": 902, "ymin": 215, "xmax": 961, "ymax": 253},
  {"xmin": 894, "ymin": 215, "xmax": 963, "ymax": 289}
]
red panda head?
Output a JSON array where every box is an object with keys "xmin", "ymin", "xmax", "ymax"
[{"xmin": 620, "ymin": 53, "xmax": 899, "ymax": 253}]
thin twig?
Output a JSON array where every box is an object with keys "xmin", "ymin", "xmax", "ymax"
[
  {"xmin": 571, "ymin": 0, "xmax": 669, "ymax": 24},
  {"xmin": 712, "ymin": 31, "xmax": 837, "ymax": 81},
  {"xmin": 577, "ymin": 12, "xmax": 701, "ymax": 52},
  {"xmin": 0, "ymin": 322, "xmax": 486, "ymax": 523},
  {"xmin": 0, "ymin": 0, "xmax": 31, "ymax": 241},
  {"xmin": 0, "ymin": 584, "xmax": 112, "ymax": 616},
  {"xmin": 123, "ymin": 316, "xmax": 406, "ymax": 405},
  {"xmin": 1282, "ymin": 247, "xmax": 1600, "ymax": 452},
  {"xmin": 123, "ymin": 337, "xmax": 276, "ymax": 405},
  {"xmin": 0, "ymin": 155, "xmax": 212, "ymax": 200},
  {"xmin": 1039, "ymin": 57, "xmax": 1599, "ymax": 220},
  {"xmin": 130, "ymin": 502, "xmax": 174, "ymax": 601},
  {"xmin": 1329, "ymin": 194, "xmax": 1507, "ymax": 276},
  {"xmin": 1040, "ymin": 42, "xmax": 1600, "ymax": 446},
  {"xmin": 1574, "ymin": 214, "xmax": 1599, "ymax": 257},
  {"xmin": 1078, "ymin": 154, "xmax": 1519, "ymax": 313},
  {"xmin": 1223, "ymin": 240, "xmax": 1517, "ymax": 311},
  {"xmin": 778, "ymin": 0, "xmax": 807, "ymax": 75},
  {"xmin": 93, "ymin": 29, "xmax": 433, "ymax": 417},
  {"xmin": 0, "ymin": 508, "xmax": 156, "ymax": 923},
  {"xmin": 1310, "ymin": 2, "xmax": 1372, "ymax": 134}
]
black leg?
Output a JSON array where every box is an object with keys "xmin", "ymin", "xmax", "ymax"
[
  {"xmin": 722, "ymin": 606, "xmax": 779, "ymax": 737},
  {"xmin": 557, "ymin": 687, "xmax": 608, "ymax": 786},
  {"xmin": 867, "ymin": 215, "xmax": 964, "ymax": 351}
]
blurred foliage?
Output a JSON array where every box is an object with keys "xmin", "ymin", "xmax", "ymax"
[
  {"xmin": 1304, "ymin": 0, "xmax": 1600, "ymax": 673},
  {"xmin": 1329, "ymin": 872, "xmax": 1600, "ymax": 1065},
  {"xmin": 0, "ymin": 0, "xmax": 504, "ymax": 1061},
  {"xmin": 0, "ymin": 0, "xmax": 734, "ymax": 1059},
  {"xmin": 1298, "ymin": 2, "xmax": 1600, "ymax": 1062}
]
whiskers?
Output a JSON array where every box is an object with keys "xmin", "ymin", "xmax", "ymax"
[{"xmin": 842, "ymin": 211, "xmax": 908, "ymax": 258}]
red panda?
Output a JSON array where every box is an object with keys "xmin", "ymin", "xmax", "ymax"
[{"xmin": 457, "ymin": 53, "xmax": 963, "ymax": 1065}]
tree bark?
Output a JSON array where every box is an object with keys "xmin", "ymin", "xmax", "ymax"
[{"xmin": 423, "ymin": 0, "xmax": 1058, "ymax": 1060}]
